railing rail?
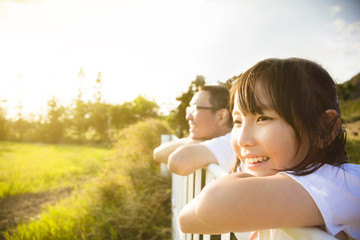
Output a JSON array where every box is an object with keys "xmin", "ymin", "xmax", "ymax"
[{"xmin": 160, "ymin": 134, "xmax": 336, "ymax": 240}]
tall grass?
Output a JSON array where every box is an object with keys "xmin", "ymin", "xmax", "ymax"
[
  {"xmin": 0, "ymin": 142, "xmax": 112, "ymax": 198},
  {"xmin": 3, "ymin": 119, "xmax": 173, "ymax": 240}
]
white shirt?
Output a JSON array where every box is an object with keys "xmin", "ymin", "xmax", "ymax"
[
  {"xmin": 280, "ymin": 164, "xmax": 360, "ymax": 239},
  {"xmin": 200, "ymin": 132, "xmax": 236, "ymax": 172}
]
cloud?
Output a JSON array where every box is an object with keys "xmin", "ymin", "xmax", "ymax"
[
  {"xmin": 332, "ymin": 18, "xmax": 347, "ymax": 31},
  {"xmin": 330, "ymin": 5, "xmax": 341, "ymax": 17},
  {"xmin": 332, "ymin": 18, "xmax": 360, "ymax": 39}
]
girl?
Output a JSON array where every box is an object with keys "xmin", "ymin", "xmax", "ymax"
[{"xmin": 179, "ymin": 58, "xmax": 360, "ymax": 239}]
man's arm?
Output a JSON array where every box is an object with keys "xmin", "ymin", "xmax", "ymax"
[
  {"xmin": 153, "ymin": 137, "xmax": 197, "ymax": 164},
  {"xmin": 167, "ymin": 144, "xmax": 218, "ymax": 176}
]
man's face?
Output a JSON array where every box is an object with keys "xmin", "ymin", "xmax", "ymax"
[{"xmin": 186, "ymin": 90, "xmax": 220, "ymax": 140}]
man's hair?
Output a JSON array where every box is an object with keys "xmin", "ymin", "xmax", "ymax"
[
  {"xmin": 199, "ymin": 85, "xmax": 233, "ymax": 127},
  {"xmin": 230, "ymin": 58, "xmax": 348, "ymax": 175}
]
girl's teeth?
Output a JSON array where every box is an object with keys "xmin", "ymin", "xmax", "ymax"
[{"xmin": 246, "ymin": 157, "xmax": 268, "ymax": 164}]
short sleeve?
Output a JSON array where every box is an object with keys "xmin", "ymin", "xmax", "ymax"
[
  {"xmin": 200, "ymin": 133, "xmax": 236, "ymax": 172},
  {"xmin": 279, "ymin": 164, "xmax": 360, "ymax": 239}
]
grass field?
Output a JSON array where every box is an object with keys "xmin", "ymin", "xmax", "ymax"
[
  {"xmin": 0, "ymin": 142, "xmax": 113, "ymax": 198},
  {"xmin": 1, "ymin": 119, "xmax": 172, "ymax": 240}
]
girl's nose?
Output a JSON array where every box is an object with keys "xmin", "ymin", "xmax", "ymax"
[{"xmin": 236, "ymin": 125, "xmax": 255, "ymax": 148}]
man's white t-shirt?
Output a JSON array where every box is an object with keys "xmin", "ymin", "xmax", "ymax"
[
  {"xmin": 280, "ymin": 163, "xmax": 360, "ymax": 239},
  {"xmin": 200, "ymin": 132, "xmax": 236, "ymax": 172}
]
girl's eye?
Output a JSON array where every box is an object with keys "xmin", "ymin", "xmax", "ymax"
[{"xmin": 257, "ymin": 116, "xmax": 272, "ymax": 122}]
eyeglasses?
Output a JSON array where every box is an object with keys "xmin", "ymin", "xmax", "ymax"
[{"xmin": 186, "ymin": 105, "xmax": 216, "ymax": 115}]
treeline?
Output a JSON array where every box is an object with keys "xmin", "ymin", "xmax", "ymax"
[{"xmin": 0, "ymin": 95, "xmax": 160, "ymax": 144}]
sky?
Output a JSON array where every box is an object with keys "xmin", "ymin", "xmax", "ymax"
[{"xmin": 0, "ymin": 0, "xmax": 359, "ymax": 119}]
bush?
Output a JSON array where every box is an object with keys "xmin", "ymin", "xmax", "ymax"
[{"xmin": 82, "ymin": 118, "xmax": 173, "ymax": 239}]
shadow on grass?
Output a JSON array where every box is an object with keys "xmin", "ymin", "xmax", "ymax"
[{"xmin": 0, "ymin": 187, "xmax": 73, "ymax": 239}]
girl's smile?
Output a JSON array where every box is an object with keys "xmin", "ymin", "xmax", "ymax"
[{"xmin": 244, "ymin": 155, "xmax": 270, "ymax": 167}]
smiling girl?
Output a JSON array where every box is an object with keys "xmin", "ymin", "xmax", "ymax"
[{"xmin": 178, "ymin": 58, "xmax": 360, "ymax": 239}]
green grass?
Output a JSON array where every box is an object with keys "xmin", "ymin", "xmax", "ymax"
[
  {"xmin": 0, "ymin": 142, "xmax": 113, "ymax": 198},
  {"xmin": 2, "ymin": 119, "xmax": 173, "ymax": 240}
]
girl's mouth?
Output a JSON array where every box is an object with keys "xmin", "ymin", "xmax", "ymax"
[{"xmin": 244, "ymin": 156, "xmax": 270, "ymax": 166}]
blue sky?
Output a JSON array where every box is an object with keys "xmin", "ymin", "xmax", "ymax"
[{"xmin": 0, "ymin": 0, "xmax": 359, "ymax": 118}]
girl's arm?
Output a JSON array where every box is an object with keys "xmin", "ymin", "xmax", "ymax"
[
  {"xmin": 179, "ymin": 172, "xmax": 324, "ymax": 234},
  {"xmin": 178, "ymin": 195, "xmax": 230, "ymax": 234}
]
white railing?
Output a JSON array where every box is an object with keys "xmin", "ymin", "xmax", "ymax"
[
  {"xmin": 160, "ymin": 135, "xmax": 336, "ymax": 240},
  {"xmin": 171, "ymin": 165, "xmax": 231, "ymax": 240}
]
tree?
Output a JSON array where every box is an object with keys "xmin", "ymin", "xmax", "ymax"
[
  {"xmin": 109, "ymin": 103, "xmax": 134, "ymax": 130},
  {"xmin": 132, "ymin": 95, "xmax": 159, "ymax": 121},
  {"xmin": 108, "ymin": 96, "xmax": 159, "ymax": 133},
  {"xmin": 71, "ymin": 97, "xmax": 90, "ymax": 143},
  {"xmin": 89, "ymin": 102, "xmax": 110, "ymax": 142},
  {"xmin": 69, "ymin": 68, "xmax": 90, "ymax": 143},
  {"xmin": 337, "ymin": 84, "xmax": 350, "ymax": 102},
  {"xmin": 88, "ymin": 71, "xmax": 110, "ymax": 142},
  {"xmin": 13, "ymin": 101, "xmax": 26, "ymax": 141},
  {"xmin": 0, "ymin": 100, "xmax": 8, "ymax": 140},
  {"xmin": 43, "ymin": 97, "xmax": 66, "ymax": 143},
  {"xmin": 94, "ymin": 71, "xmax": 102, "ymax": 103}
]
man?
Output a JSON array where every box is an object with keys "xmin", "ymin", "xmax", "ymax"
[{"xmin": 153, "ymin": 85, "xmax": 235, "ymax": 176}]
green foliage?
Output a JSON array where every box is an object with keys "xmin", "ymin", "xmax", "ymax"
[
  {"xmin": 337, "ymin": 72, "xmax": 360, "ymax": 102},
  {"xmin": 2, "ymin": 119, "xmax": 173, "ymax": 239},
  {"xmin": 0, "ymin": 93, "xmax": 160, "ymax": 145},
  {"xmin": 0, "ymin": 104, "xmax": 8, "ymax": 140},
  {"xmin": 346, "ymin": 137, "xmax": 360, "ymax": 164},
  {"xmin": 109, "ymin": 96, "xmax": 159, "ymax": 129},
  {"xmin": 43, "ymin": 97, "xmax": 67, "ymax": 143},
  {"xmin": 345, "ymin": 120, "xmax": 360, "ymax": 164},
  {"xmin": 113, "ymin": 119, "xmax": 172, "ymax": 170},
  {"xmin": 340, "ymin": 98, "xmax": 360, "ymax": 123},
  {"xmin": 71, "ymin": 98, "xmax": 91, "ymax": 143},
  {"xmin": 88, "ymin": 102, "xmax": 110, "ymax": 143},
  {"xmin": 84, "ymin": 119, "xmax": 173, "ymax": 239}
]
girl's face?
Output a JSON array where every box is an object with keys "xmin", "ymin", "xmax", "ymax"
[{"xmin": 231, "ymin": 91, "xmax": 309, "ymax": 176}]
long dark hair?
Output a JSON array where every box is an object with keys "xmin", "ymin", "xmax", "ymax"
[{"xmin": 230, "ymin": 58, "xmax": 348, "ymax": 176}]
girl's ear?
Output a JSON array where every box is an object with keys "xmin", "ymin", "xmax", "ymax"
[{"xmin": 319, "ymin": 109, "xmax": 341, "ymax": 148}]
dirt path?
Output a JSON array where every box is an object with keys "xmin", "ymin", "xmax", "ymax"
[{"xmin": 0, "ymin": 187, "xmax": 73, "ymax": 239}]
